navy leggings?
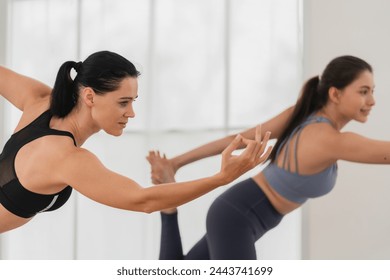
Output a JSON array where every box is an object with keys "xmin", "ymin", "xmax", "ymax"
[{"xmin": 159, "ymin": 178, "xmax": 283, "ymax": 260}]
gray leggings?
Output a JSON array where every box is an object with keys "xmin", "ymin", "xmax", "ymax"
[{"xmin": 159, "ymin": 178, "xmax": 283, "ymax": 260}]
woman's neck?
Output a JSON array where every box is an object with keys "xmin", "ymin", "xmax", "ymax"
[
  {"xmin": 316, "ymin": 106, "xmax": 350, "ymax": 131},
  {"xmin": 50, "ymin": 108, "xmax": 100, "ymax": 146}
]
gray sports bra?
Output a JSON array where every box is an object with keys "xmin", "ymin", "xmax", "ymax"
[{"xmin": 263, "ymin": 115, "xmax": 338, "ymax": 204}]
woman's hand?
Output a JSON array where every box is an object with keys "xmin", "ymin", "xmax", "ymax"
[{"xmin": 218, "ymin": 125, "xmax": 272, "ymax": 184}]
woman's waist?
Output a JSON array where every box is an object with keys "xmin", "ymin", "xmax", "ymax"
[{"xmin": 251, "ymin": 172, "xmax": 301, "ymax": 215}]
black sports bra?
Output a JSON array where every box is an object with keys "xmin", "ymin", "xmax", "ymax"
[{"xmin": 0, "ymin": 110, "xmax": 75, "ymax": 218}]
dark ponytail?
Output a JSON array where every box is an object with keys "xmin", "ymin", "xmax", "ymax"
[
  {"xmin": 270, "ymin": 55, "xmax": 373, "ymax": 162},
  {"xmin": 50, "ymin": 61, "xmax": 80, "ymax": 118},
  {"xmin": 50, "ymin": 51, "xmax": 140, "ymax": 118}
]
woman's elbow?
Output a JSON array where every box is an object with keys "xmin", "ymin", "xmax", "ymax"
[{"xmin": 128, "ymin": 193, "xmax": 159, "ymax": 214}]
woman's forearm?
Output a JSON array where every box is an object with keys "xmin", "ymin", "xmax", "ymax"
[
  {"xmin": 140, "ymin": 173, "xmax": 226, "ymax": 213},
  {"xmin": 171, "ymin": 134, "xmax": 238, "ymax": 170}
]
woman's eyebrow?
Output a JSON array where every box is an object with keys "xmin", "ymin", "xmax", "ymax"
[{"xmin": 119, "ymin": 96, "xmax": 138, "ymax": 100}]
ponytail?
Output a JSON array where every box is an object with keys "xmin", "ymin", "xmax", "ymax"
[
  {"xmin": 269, "ymin": 76, "xmax": 321, "ymax": 162},
  {"xmin": 50, "ymin": 61, "xmax": 81, "ymax": 118}
]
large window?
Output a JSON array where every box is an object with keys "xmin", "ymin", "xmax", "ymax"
[{"xmin": 1, "ymin": 0, "xmax": 302, "ymax": 259}]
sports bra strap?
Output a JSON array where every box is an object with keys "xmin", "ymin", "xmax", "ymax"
[
  {"xmin": 278, "ymin": 114, "xmax": 333, "ymax": 174},
  {"xmin": 51, "ymin": 130, "xmax": 77, "ymax": 146}
]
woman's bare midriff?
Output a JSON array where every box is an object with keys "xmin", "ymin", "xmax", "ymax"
[
  {"xmin": 0, "ymin": 204, "xmax": 32, "ymax": 233},
  {"xmin": 252, "ymin": 172, "xmax": 301, "ymax": 215}
]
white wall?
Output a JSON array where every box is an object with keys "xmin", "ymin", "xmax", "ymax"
[
  {"xmin": 0, "ymin": 0, "xmax": 302, "ymax": 260},
  {"xmin": 303, "ymin": 0, "xmax": 390, "ymax": 259}
]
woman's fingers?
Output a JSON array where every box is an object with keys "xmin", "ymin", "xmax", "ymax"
[
  {"xmin": 146, "ymin": 150, "xmax": 157, "ymax": 162},
  {"xmin": 255, "ymin": 125, "xmax": 262, "ymax": 143},
  {"xmin": 146, "ymin": 150, "xmax": 165, "ymax": 162},
  {"xmin": 256, "ymin": 131, "xmax": 271, "ymax": 159},
  {"xmin": 222, "ymin": 134, "xmax": 242, "ymax": 158},
  {"xmin": 239, "ymin": 130, "xmax": 272, "ymax": 163},
  {"xmin": 258, "ymin": 145, "xmax": 273, "ymax": 164}
]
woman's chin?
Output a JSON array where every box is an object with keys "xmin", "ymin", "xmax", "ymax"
[{"xmin": 106, "ymin": 129, "xmax": 124, "ymax": 137}]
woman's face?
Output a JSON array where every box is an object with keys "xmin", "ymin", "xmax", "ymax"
[
  {"xmin": 337, "ymin": 70, "xmax": 375, "ymax": 123},
  {"xmin": 91, "ymin": 77, "xmax": 138, "ymax": 136}
]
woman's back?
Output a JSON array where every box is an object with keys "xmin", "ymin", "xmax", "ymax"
[
  {"xmin": 263, "ymin": 114, "xmax": 338, "ymax": 204},
  {"xmin": 0, "ymin": 108, "xmax": 77, "ymax": 232}
]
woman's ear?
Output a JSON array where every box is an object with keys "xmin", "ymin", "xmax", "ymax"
[
  {"xmin": 80, "ymin": 87, "xmax": 95, "ymax": 107},
  {"xmin": 328, "ymin": 86, "xmax": 341, "ymax": 104}
]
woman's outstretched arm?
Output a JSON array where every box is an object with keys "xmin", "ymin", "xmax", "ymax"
[
  {"xmin": 59, "ymin": 128, "xmax": 273, "ymax": 213},
  {"xmin": 164, "ymin": 106, "xmax": 293, "ymax": 173}
]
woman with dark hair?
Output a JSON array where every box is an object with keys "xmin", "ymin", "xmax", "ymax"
[
  {"xmin": 148, "ymin": 55, "xmax": 381, "ymax": 260},
  {"xmin": 0, "ymin": 50, "xmax": 272, "ymax": 233}
]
